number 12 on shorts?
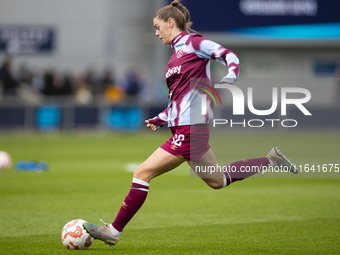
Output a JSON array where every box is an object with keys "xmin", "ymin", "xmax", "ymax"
[{"xmin": 172, "ymin": 134, "xmax": 185, "ymax": 147}]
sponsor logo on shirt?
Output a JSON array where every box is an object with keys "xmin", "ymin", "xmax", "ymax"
[{"xmin": 166, "ymin": 65, "xmax": 182, "ymax": 78}]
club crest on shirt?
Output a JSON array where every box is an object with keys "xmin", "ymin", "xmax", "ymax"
[{"xmin": 177, "ymin": 49, "xmax": 184, "ymax": 58}]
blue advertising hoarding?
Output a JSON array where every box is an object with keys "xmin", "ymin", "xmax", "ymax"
[
  {"xmin": 183, "ymin": 0, "xmax": 340, "ymax": 39},
  {"xmin": 0, "ymin": 25, "xmax": 55, "ymax": 54}
]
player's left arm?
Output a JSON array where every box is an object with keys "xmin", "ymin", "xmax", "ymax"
[{"xmin": 191, "ymin": 35, "xmax": 239, "ymax": 84}]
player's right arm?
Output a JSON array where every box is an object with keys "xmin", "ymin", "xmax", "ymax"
[
  {"xmin": 146, "ymin": 108, "xmax": 168, "ymax": 132},
  {"xmin": 145, "ymin": 120, "xmax": 158, "ymax": 132}
]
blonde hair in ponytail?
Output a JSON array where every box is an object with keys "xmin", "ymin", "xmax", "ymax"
[{"xmin": 155, "ymin": 0, "xmax": 194, "ymax": 33}]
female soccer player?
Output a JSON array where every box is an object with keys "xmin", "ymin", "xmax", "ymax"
[{"xmin": 84, "ymin": 0, "xmax": 296, "ymax": 246}]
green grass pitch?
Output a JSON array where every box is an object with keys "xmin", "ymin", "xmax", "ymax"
[{"xmin": 0, "ymin": 130, "xmax": 339, "ymax": 254}]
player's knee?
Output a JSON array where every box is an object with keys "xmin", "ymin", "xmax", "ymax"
[
  {"xmin": 208, "ymin": 183, "xmax": 223, "ymax": 190},
  {"xmin": 206, "ymin": 179, "xmax": 223, "ymax": 190},
  {"xmin": 133, "ymin": 163, "xmax": 152, "ymax": 183}
]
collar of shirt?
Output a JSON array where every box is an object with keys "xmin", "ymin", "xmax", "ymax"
[{"xmin": 170, "ymin": 31, "xmax": 189, "ymax": 49}]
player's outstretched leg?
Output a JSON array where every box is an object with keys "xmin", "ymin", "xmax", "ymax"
[
  {"xmin": 266, "ymin": 147, "xmax": 298, "ymax": 174},
  {"xmin": 83, "ymin": 219, "xmax": 120, "ymax": 247},
  {"xmin": 222, "ymin": 147, "xmax": 297, "ymax": 187}
]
